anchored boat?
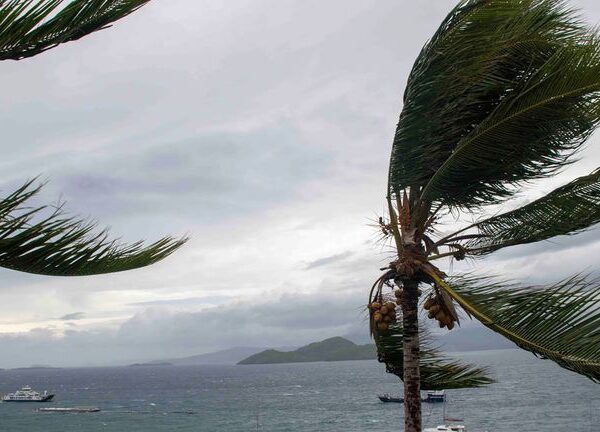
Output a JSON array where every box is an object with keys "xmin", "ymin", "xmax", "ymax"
[
  {"xmin": 378, "ymin": 389, "xmax": 445, "ymax": 404},
  {"xmin": 2, "ymin": 386, "xmax": 54, "ymax": 402},
  {"xmin": 423, "ymin": 390, "xmax": 446, "ymax": 403},
  {"xmin": 377, "ymin": 393, "xmax": 404, "ymax": 403},
  {"xmin": 38, "ymin": 407, "xmax": 100, "ymax": 413},
  {"xmin": 424, "ymin": 391, "xmax": 471, "ymax": 432},
  {"xmin": 424, "ymin": 425, "xmax": 466, "ymax": 431}
]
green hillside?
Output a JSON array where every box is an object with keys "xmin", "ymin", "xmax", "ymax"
[{"xmin": 238, "ymin": 337, "xmax": 376, "ymax": 365}]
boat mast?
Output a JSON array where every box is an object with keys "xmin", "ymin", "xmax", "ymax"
[{"xmin": 443, "ymin": 395, "xmax": 446, "ymax": 423}]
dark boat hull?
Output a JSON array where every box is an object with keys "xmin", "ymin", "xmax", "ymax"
[
  {"xmin": 422, "ymin": 395, "xmax": 445, "ymax": 403},
  {"xmin": 378, "ymin": 396, "xmax": 404, "ymax": 403},
  {"xmin": 4, "ymin": 395, "xmax": 54, "ymax": 402}
]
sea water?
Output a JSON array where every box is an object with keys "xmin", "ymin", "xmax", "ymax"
[{"xmin": 0, "ymin": 349, "xmax": 597, "ymax": 431}]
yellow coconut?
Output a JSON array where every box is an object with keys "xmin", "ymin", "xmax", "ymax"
[
  {"xmin": 370, "ymin": 302, "xmax": 381, "ymax": 311},
  {"xmin": 373, "ymin": 312, "xmax": 383, "ymax": 323}
]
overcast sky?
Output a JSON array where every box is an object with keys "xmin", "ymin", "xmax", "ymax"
[{"xmin": 2, "ymin": 0, "xmax": 600, "ymax": 368}]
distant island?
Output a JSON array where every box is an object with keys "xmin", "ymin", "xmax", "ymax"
[
  {"xmin": 129, "ymin": 362, "xmax": 173, "ymax": 367},
  {"xmin": 238, "ymin": 337, "xmax": 376, "ymax": 365},
  {"xmin": 12, "ymin": 365, "xmax": 61, "ymax": 370},
  {"xmin": 165, "ymin": 347, "xmax": 271, "ymax": 365}
]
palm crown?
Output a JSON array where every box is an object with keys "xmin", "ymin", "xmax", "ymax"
[
  {"xmin": 370, "ymin": 0, "xmax": 600, "ymax": 429},
  {"xmin": 0, "ymin": 0, "xmax": 185, "ymax": 276}
]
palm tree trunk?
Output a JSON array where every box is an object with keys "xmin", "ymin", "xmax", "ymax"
[{"xmin": 402, "ymin": 278, "xmax": 421, "ymax": 432}]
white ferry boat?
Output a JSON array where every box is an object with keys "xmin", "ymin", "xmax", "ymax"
[{"xmin": 2, "ymin": 386, "xmax": 54, "ymax": 402}]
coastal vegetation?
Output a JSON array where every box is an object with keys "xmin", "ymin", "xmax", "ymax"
[
  {"xmin": 370, "ymin": 1, "xmax": 600, "ymax": 430},
  {"xmin": 0, "ymin": 1, "xmax": 185, "ymax": 276}
]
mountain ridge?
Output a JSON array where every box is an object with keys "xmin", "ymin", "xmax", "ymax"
[{"xmin": 238, "ymin": 337, "xmax": 376, "ymax": 365}]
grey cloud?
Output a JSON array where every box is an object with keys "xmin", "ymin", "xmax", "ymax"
[
  {"xmin": 305, "ymin": 251, "xmax": 354, "ymax": 270},
  {"xmin": 118, "ymin": 289, "xmax": 367, "ymax": 350},
  {"xmin": 0, "ymin": 288, "xmax": 369, "ymax": 368},
  {"xmin": 59, "ymin": 312, "xmax": 86, "ymax": 321},
  {"xmin": 127, "ymin": 295, "xmax": 232, "ymax": 308},
  {"xmin": 36, "ymin": 124, "xmax": 332, "ymax": 240}
]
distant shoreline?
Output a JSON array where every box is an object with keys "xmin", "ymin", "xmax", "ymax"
[{"xmin": 0, "ymin": 347, "xmax": 521, "ymax": 370}]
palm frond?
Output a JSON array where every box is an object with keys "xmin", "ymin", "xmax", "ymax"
[
  {"xmin": 0, "ymin": 179, "xmax": 186, "ymax": 276},
  {"xmin": 0, "ymin": 0, "xmax": 150, "ymax": 61},
  {"xmin": 375, "ymin": 324, "xmax": 493, "ymax": 390},
  {"xmin": 443, "ymin": 168, "xmax": 600, "ymax": 255},
  {"xmin": 389, "ymin": 0, "xmax": 600, "ymax": 209},
  {"xmin": 424, "ymin": 270, "xmax": 600, "ymax": 382}
]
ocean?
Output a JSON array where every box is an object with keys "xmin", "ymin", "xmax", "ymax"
[{"xmin": 0, "ymin": 349, "xmax": 597, "ymax": 431}]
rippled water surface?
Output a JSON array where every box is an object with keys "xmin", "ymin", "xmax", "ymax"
[{"xmin": 0, "ymin": 349, "xmax": 598, "ymax": 431}]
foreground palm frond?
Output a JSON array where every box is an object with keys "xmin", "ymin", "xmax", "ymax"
[
  {"xmin": 425, "ymin": 270, "xmax": 600, "ymax": 382},
  {"xmin": 389, "ymin": 0, "xmax": 600, "ymax": 208},
  {"xmin": 375, "ymin": 324, "xmax": 493, "ymax": 390},
  {"xmin": 440, "ymin": 168, "xmax": 600, "ymax": 256},
  {"xmin": 0, "ymin": 0, "xmax": 150, "ymax": 60},
  {"xmin": 0, "ymin": 180, "xmax": 186, "ymax": 276}
]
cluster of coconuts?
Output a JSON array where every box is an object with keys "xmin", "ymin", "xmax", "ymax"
[
  {"xmin": 423, "ymin": 294, "xmax": 456, "ymax": 330},
  {"xmin": 369, "ymin": 300, "xmax": 397, "ymax": 332}
]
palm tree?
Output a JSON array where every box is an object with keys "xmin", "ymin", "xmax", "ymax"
[
  {"xmin": 368, "ymin": 1, "xmax": 600, "ymax": 430},
  {"xmin": 0, "ymin": 1, "xmax": 185, "ymax": 277}
]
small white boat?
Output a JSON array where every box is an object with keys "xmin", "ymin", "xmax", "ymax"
[
  {"xmin": 424, "ymin": 424, "xmax": 466, "ymax": 432},
  {"xmin": 424, "ymin": 390, "xmax": 469, "ymax": 432}
]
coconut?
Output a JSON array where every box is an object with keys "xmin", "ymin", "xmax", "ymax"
[
  {"xmin": 427, "ymin": 310, "xmax": 436, "ymax": 319},
  {"xmin": 373, "ymin": 312, "xmax": 383, "ymax": 323},
  {"xmin": 383, "ymin": 315, "xmax": 392, "ymax": 323},
  {"xmin": 377, "ymin": 322, "xmax": 389, "ymax": 332},
  {"xmin": 429, "ymin": 304, "xmax": 440, "ymax": 315},
  {"xmin": 385, "ymin": 302, "xmax": 396, "ymax": 311},
  {"xmin": 435, "ymin": 310, "xmax": 446, "ymax": 322},
  {"xmin": 395, "ymin": 289, "xmax": 403, "ymax": 298},
  {"xmin": 380, "ymin": 306, "xmax": 389, "ymax": 315},
  {"xmin": 424, "ymin": 297, "xmax": 435, "ymax": 309},
  {"xmin": 370, "ymin": 302, "xmax": 381, "ymax": 311},
  {"xmin": 442, "ymin": 314, "xmax": 454, "ymax": 327}
]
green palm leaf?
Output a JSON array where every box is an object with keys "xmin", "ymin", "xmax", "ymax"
[
  {"xmin": 442, "ymin": 168, "xmax": 600, "ymax": 255},
  {"xmin": 375, "ymin": 324, "xmax": 493, "ymax": 390},
  {"xmin": 389, "ymin": 0, "xmax": 600, "ymax": 208},
  {"xmin": 0, "ymin": 180, "xmax": 186, "ymax": 276},
  {"xmin": 425, "ymin": 270, "xmax": 600, "ymax": 382},
  {"xmin": 0, "ymin": 0, "xmax": 150, "ymax": 61}
]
